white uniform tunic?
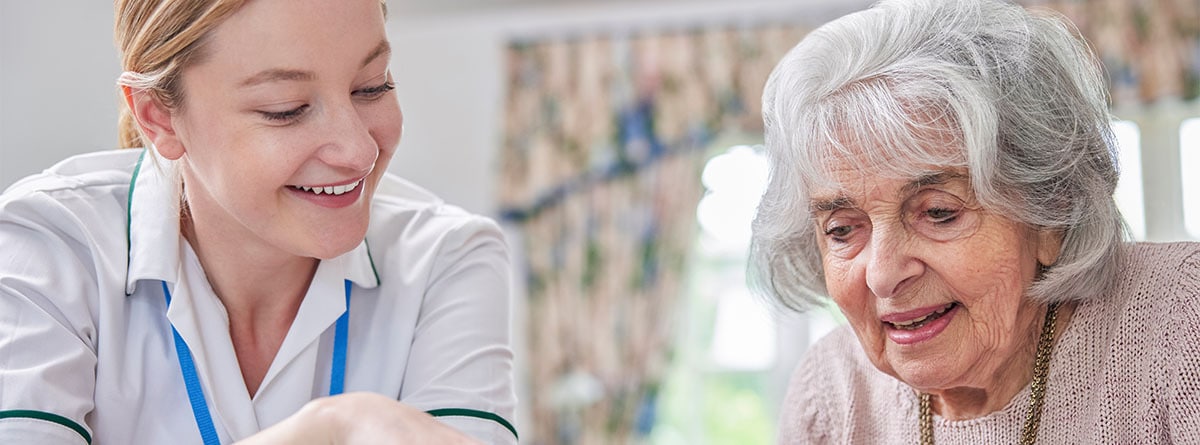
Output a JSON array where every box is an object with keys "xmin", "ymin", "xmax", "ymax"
[{"xmin": 0, "ymin": 149, "xmax": 518, "ymax": 444}]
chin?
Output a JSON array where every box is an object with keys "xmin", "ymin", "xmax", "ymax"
[
  {"xmin": 881, "ymin": 356, "xmax": 956, "ymax": 391},
  {"xmin": 308, "ymin": 223, "xmax": 370, "ymax": 259},
  {"xmin": 900, "ymin": 367, "xmax": 965, "ymax": 393},
  {"xmin": 308, "ymin": 241, "xmax": 362, "ymax": 260}
]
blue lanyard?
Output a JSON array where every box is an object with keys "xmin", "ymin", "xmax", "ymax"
[{"xmin": 162, "ymin": 279, "xmax": 352, "ymax": 445}]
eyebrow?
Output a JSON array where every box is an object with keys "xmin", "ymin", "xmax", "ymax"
[
  {"xmin": 237, "ymin": 39, "xmax": 391, "ymax": 88},
  {"xmin": 807, "ymin": 172, "xmax": 966, "ymax": 213},
  {"xmin": 238, "ymin": 69, "xmax": 316, "ymax": 88},
  {"xmin": 898, "ymin": 171, "xmax": 965, "ymax": 196},
  {"xmin": 810, "ymin": 196, "xmax": 855, "ymax": 213},
  {"xmin": 361, "ymin": 40, "xmax": 391, "ymax": 68}
]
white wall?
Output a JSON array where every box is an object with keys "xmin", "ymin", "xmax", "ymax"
[{"xmin": 0, "ymin": 1, "xmax": 122, "ymax": 192}]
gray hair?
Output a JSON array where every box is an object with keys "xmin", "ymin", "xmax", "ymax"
[{"xmin": 750, "ymin": 0, "xmax": 1127, "ymax": 312}]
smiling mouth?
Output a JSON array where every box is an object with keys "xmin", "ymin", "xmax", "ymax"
[
  {"xmin": 888, "ymin": 302, "xmax": 958, "ymax": 330},
  {"xmin": 288, "ymin": 179, "xmax": 363, "ymax": 196}
]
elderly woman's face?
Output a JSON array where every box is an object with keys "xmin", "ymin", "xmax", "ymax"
[
  {"xmin": 812, "ymin": 158, "xmax": 1060, "ymax": 393},
  {"xmin": 167, "ymin": 0, "xmax": 400, "ymax": 259}
]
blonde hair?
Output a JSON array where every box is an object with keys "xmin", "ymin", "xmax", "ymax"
[
  {"xmin": 113, "ymin": 0, "xmax": 389, "ymax": 148},
  {"xmin": 114, "ymin": 0, "xmax": 246, "ymax": 148}
]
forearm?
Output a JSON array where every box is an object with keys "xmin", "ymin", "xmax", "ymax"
[
  {"xmin": 234, "ymin": 400, "xmax": 333, "ymax": 445},
  {"xmin": 233, "ymin": 393, "xmax": 482, "ymax": 445}
]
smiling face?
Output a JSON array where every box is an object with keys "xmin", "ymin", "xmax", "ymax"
[
  {"xmin": 811, "ymin": 151, "xmax": 1061, "ymax": 395},
  {"xmin": 165, "ymin": 0, "xmax": 399, "ymax": 260}
]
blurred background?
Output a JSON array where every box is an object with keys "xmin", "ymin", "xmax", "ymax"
[{"xmin": 2, "ymin": 0, "xmax": 1198, "ymax": 443}]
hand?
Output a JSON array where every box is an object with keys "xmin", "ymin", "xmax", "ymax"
[{"xmin": 237, "ymin": 392, "xmax": 482, "ymax": 445}]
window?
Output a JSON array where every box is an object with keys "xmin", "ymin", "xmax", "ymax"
[
  {"xmin": 1112, "ymin": 120, "xmax": 1146, "ymax": 240},
  {"xmin": 1182, "ymin": 118, "xmax": 1200, "ymax": 239},
  {"xmin": 652, "ymin": 144, "xmax": 842, "ymax": 445}
]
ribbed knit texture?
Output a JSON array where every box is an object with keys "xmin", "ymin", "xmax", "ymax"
[{"xmin": 778, "ymin": 242, "xmax": 1200, "ymax": 444}]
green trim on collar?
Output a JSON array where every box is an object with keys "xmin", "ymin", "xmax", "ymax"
[
  {"xmin": 365, "ymin": 238, "xmax": 381, "ymax": 285},
  {"xmin": 125, "ymin": 149, "xmax": 147, "ymax": 297},
  {"xmin": 426, "ymin": 408, "xmax": 518, "ymax": 440},
  {"xmin": 0, "ymin": 410, "xmax": 92, "ymax": 444}
]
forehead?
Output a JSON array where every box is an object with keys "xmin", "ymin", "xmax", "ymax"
[
  {"xmin": 797, "ymin": 82, "xmax": 971, "ymax": 190},
  {"xmin": 801, "ymin": 116, "xmax": 969, "ymax": 199},
  {"xmin": 807, "ymin": 159, "xmax": 970, "ymax": 207},
  {"xmin": 197, "ymin": 0, "xmax": 387, "ymax": 76}
]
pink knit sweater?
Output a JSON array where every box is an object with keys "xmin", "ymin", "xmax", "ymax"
[{"xmin": 778, "ymin": 242, "xmax": 1200, "ymax": 444}]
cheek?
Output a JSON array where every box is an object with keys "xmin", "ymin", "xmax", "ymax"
[
  {"xmin": 368, "ymin": 102, "xmax": 403, "ymax": 154},
  {"xmin": 952, "ymin": 231, "xmax": 1037, "ymax": 308},
  {"xmin": 957, "ymin": 264, "xmax": 1028, "ymax": 325},
  {"xmin": 823, "ymin": 257, "xmax": 873, "ymax": 321},
  {"xmin": 822, "ymin": 248, "xmax": 864, "ymax": 294}
]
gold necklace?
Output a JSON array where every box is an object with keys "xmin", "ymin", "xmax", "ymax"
[{"xmin": 919, "ymin": 302, "xmax": 1061, "ymax": 445}]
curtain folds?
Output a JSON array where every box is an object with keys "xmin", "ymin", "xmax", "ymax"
[{"xmin": 498, "ymin": 26, "xmax": 805, "ymax": 444}]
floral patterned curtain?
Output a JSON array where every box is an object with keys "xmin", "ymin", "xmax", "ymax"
[
  {"xmin": 1029, "ymin": 0, "xmax": 1200, "ymax": 104},
  {"xmin": 497, "ymin": 26, "xmax": 806, "ymax": 444}
]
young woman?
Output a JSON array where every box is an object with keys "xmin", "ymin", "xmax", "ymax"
[{"xmin": 0, "ymin": 0, "xmax": 517, "ymax": 443}]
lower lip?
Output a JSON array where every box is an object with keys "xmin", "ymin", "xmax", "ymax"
[
  {"xmin": 287, "ymin": 181, "xmax": 365, "ymax": 209},
  {"xmin": 885, "ymin": 304, "xmax": 959, "ymax": 345}
]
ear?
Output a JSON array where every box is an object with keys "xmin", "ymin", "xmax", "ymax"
[
  {"xmin": 124, "ymin": 86, "xmax": 186, "ymax": 160},
  {"xmin": 1034, "ymin": 227, "xmax": 1065, "ymax": 267}
]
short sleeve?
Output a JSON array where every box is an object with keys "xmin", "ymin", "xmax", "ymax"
[
  {"xmin": 397, "ymin": 216, "xmax": 518, "ymax": 444},
  {"xmin": 0, "ymin": 193, "xmax": 100, "ymax": 444}
]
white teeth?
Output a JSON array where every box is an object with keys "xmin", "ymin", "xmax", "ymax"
[
  {"xmin": 890, "ymin": 303, "xmax": 954, "ymax": 328},
  {"xmin": 893, "ymin": 317, "xmax": 922, "ymax": 327},
  {"xmin": 292, "ymin": 180, "xmax": 361, "ymax": 196}
]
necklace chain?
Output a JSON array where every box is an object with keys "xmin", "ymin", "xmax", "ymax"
[{"xmin": 919, "ymin": 302, "xmax": 1061, "ymax": 445}]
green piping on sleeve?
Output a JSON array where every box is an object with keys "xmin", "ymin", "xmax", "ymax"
[
  {"xmin": 427, "ymin": 408, "xmax": 518, "ymax": 440},
  {"xmin": 0, "ymin": 410, "xmax": 92, "ymax": 444}
]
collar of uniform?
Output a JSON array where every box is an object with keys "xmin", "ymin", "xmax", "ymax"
[
  {"xmin": 125, "ymin": 149, "xmax": 382, "ymax": 295},
  {"xmin": 125, "ymin": 149, "xmax": 180, "ymax": 295}
]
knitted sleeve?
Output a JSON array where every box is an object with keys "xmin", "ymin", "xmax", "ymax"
[
  {"xmin": 777, "ymin": 329, "xmax": 849, "ymax": 445},
  {"xmin": 1166, "ymin": 249, "xmax": 1200, "ymax": 441}
]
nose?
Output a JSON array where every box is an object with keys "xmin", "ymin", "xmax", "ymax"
[
  {"xmin": 863, "ymin": 223, "xmax": 925, "ymax": 299},
  {"xmin": 317, "ymin": 100, "xmax": 379, "ymax": 173}
]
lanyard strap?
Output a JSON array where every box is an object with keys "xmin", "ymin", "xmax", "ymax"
[
  {"xmin": 330, "ymin": 279, "xmax": 351, "ymax": 396},
  {"xmin": 162, "ymin": 279, "xmax": 351, "ymax": 445},
  {"xmin": 163, "ymin": 281, "xmax": 219, "ymax": 445}
]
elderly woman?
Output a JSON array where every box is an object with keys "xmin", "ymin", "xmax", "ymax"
[{"xmin": 751, "ymin": 0, "xmax": 1200, "ymax": 443}]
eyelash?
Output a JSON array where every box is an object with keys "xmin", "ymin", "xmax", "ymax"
[
  {"xmin": 260, "ymin": 105, "xmax": 309, "ymax": 122},
  {"xmin": 354, "ymin": 81, "xmax": 396, "ymax": 99},
  {"xmin": 823, "ymin": 224, "xmax": 854, "ymax": 243},
  {"xmin": 257, "ymin": 82, "xmax": 396, "ymax": 123},
  {"xmin": 925, "ymin": 207, "xmax": 958, "ymax": 223}
]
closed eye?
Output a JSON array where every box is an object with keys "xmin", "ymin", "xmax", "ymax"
[
  {"xmin": 258, "ymin": 104, "xmax": 309, "ymax": 122},
  {"xmin": 925, "ymin": 207, "xmax": 958, "ymax": 223},
  {"xmin": 353, "ymin": 82, "xmax": 396, "ymax": 100}
]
